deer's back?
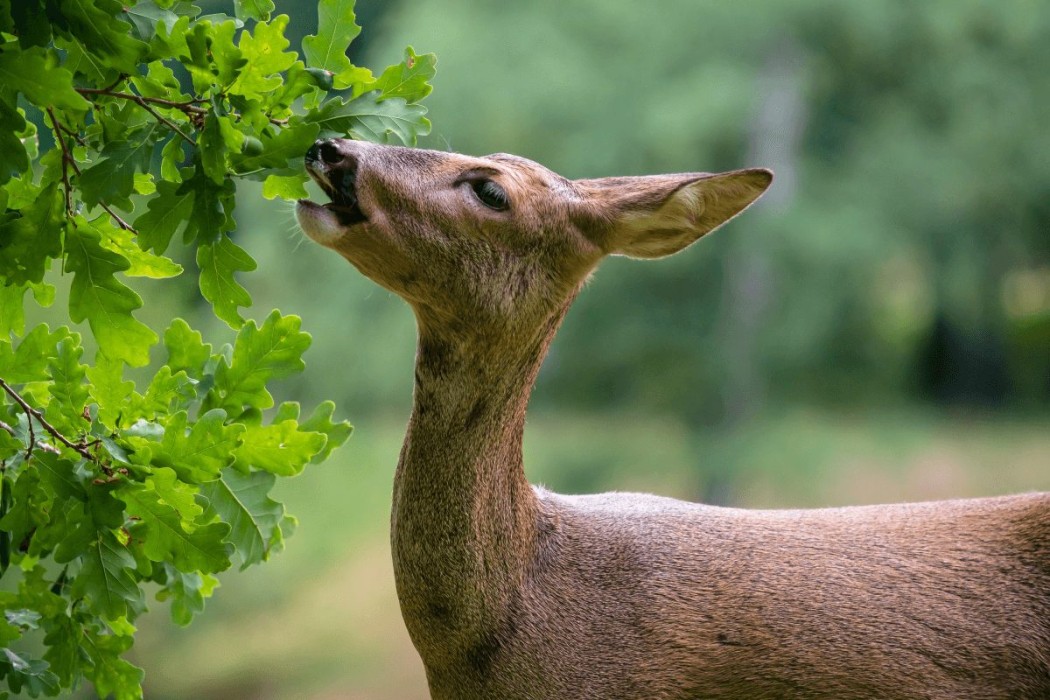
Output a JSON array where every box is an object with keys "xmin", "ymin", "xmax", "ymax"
[{"xmin": 428, "ymin": 491, "xmax": 1050, "ymax": 699}]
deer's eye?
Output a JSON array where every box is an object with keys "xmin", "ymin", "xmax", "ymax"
[{"xmin": 470, "ymin": 179, "xmax": 509, "ymax": 211}]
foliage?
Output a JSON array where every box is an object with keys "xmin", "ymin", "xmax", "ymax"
[{"xmin": 0, "ymin": 0, "xmax": 433, "ymax": 696}]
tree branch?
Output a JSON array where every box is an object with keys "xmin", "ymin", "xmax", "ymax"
[
  {"xmin": 75, "ymin": 86, "xmax": 207, "ymax": 115},
  {"xmin": 46, "ymin": 112, "xmax": 140, "ymax": 234},
  {"xmin": 0, "ymin": 378, "xmax": 94, "ymax": 463},
  {"xmin": 133, "ymin": 96, "xmax": 196, "ymax": 144},
  {"xmin": 46, "ymin": 108, "xmax": 76, "ymax": 218}
]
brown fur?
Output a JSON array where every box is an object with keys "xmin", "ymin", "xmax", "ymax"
[{"xmin": 296, "ymin": 139, "xmax": 1050, "ymax": 699}]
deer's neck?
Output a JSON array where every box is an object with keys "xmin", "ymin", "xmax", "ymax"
[{"xmin": 391, "ymin": 309, "xmax": 564, "ymax": 661}]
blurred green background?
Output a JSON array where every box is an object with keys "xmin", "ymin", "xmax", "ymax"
[{"xmin": 70, "ymin": 1, "xmax": 1050, "ymax": 697}]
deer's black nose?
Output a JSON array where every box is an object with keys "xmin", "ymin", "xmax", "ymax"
[{"xmin": 306, "ymin": 139, "xmax": 344, "ymax": 166}]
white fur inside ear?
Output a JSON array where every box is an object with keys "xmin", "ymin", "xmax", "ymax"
[
  {"xmin": 611, "ymin": 169, "xmax": 771, "ymax": 259},
  {"xmin": 614, "ymin": 182, "xmax": 709, "ymax": 258}
]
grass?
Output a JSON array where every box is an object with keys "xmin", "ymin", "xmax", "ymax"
[{"xmin": 127, "ymin": 406, "xmax": 1050, "ymax": 699}]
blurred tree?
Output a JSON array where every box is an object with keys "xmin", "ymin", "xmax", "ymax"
[{"xmin": 365, "ymin": 0, "xmax": 1049, "ymax": 418}]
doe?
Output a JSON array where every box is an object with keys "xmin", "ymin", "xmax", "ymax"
[{"xmin": 296, "ymin": 138, "xmax": 1050, "ymax": 700}]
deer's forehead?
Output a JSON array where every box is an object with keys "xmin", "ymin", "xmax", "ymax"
[{"xmin": 484, "ymin": 153, "xmax": 580, "ymax": 203}]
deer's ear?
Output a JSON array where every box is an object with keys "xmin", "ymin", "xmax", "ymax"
[{"xmin": 579, "ymin": 169, "xmax": 773, "ymax": 259}]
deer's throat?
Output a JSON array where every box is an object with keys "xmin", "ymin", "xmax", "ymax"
[{"xmin": 390, "ymin": 317, "xmax": 564, "ymax": 656}]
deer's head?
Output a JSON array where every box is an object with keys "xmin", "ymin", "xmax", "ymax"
[{"xmin": 296, "ymin": 140, "xmax": 771, "ymax": 341}]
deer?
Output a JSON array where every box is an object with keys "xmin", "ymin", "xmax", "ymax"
[{"xmin": 295, "ymin": 137, "xmax": 1050, "ymax": 700}]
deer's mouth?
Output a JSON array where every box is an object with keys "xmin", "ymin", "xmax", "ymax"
[{"xmin": 301, "ymin": 161, "xmax": 368, "ymax": 228}]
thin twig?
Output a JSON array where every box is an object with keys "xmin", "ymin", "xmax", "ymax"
[
  {"xmin": 46, "ymin": 108, "xmax": 76, "ymax": 217},
  {"xmin": 75, "ymin": 87, "xmax": 207, "ymax": 114},
  {"xmin": 56, "ymin": 120, "xmax": 87, "ymax": 147},
  {"xmin": 47, "ymin": 113, "xmax": 137, "ymax": 233},
  {"xmin": 75, "ymin": 84, "xmax": 198, "ymax": 144},
  {"xmin": 95, "ymin": 201, "xmax": 137, "ymax": 232},
  {"xmin": 0, "ymin": 379, "xmax": 95, "ymax": 463},
  {"xmin": 128, "ymin": 94, "xmax": 195, "ymax": 144},
  {"xmin": 0, "ymin": 419, "xmax": 15, "ymax": 437}
]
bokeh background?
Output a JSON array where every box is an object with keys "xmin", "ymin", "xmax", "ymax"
[{"xmin": 64, "ymin": 1, "xmax": 1050, "ymax": 697}]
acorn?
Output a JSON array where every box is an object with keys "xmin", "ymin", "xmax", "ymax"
[
  {"xmin": 241, "ymin": 136, "xmax": 264, "ymax": 156},
  {"xmin": 306, "ymin": 67, "xmax": 335, "ymax": 91}
]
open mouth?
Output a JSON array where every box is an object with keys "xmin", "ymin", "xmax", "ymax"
[{"xmin": 301, "ymin": 162, "xmax": 368, "ymax": 227}]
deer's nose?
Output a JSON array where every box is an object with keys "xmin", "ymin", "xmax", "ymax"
[{"xmin": 306, "ymin": 139, "xmax": 349, "ymax": 167}]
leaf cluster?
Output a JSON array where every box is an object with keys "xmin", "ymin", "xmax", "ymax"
[{"xmin": 0, "ymin": 0, "xmax": 433, "ymax": 696}]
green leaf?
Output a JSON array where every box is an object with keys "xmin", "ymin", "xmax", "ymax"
[
  {"xmin": 232, "ymin": 122, "xmax": 319, "ymax": 173},
  {"xmin": 160, "ymin": 136, "xmax": 185, "ymax": 183},
  {"xmin": 57, "ymin": 35, "xmax": 118, "ymax": 86},
  {"xmin": 198, "ymin": 115, "xmax": 226, "ymax": 186},
  {"xmin": 1, "ymin": 648, "xmax": 61, "ymax": 697},
  {"xmin": 143, "ymin": 468, "xmax": 200, "ymax": 522},
  {"xmin": 150, "ymin": 14, "xmax": 191, "ymax": 61},
  {"xmin": 0, "ymin": 100, "xmax": 28, "ymax": 185},
  {"xmin": 302, "ymin": 0, "xmax": 361, "ymax": 87},
  {"xmin": 123, "ymin": 1, "xmax": 198, "ymax": 43},
  {"xmin": 163, "ymin": 319, "xmax": 212, "ymax": 377},
  {"xmin": 201, "ymin": 468, "xmax": 283, "ymax": 569},
  {"xmin": 86, "ymin": 357, "xmax": 134, "ymax": 431},
  {"xmin": 34, "ymin": 454, "xmax": 86, "ymax": 505},
  {"xmin": 119, "ymin": 480, "xmax": 232, "ymax": 574},
  {"xmin": 72, "ymin": 532, "xmax": 145, "ymax": 620},
  {"xmin": 156, "ymin": 567, "xmax": 218, "ymax": 626},
  {"xmin": 305, "ymin": 91, "xmax": 431, "ymax": 145},
  {"xmin": 0, "ymin": 470, "xmax": 48, "ymax": 550},
  {"xmin": 211, "ymin": 311, "xmax": 311, "ymax": 411},
  {"xmin": 261, "ymin": 173, "xmax": 309, "ymax": 200},
  {"xmin": 197, "ymin": 233, "xmax": 256, "ymax": 328},
  {"xmin": 82, "ymin": 627, "xmax": 144, "ymax": 700},
  {"xmin": 95, "ymin": 216, "xmax": 182, "ymax": 279},
  {"xmin": 233, "ymin": 420, "xmax": 326, "ymax": 476},
  {"xmin": 0, "ymin": 45, "xmax": 89, "ymax": 112},
  {"xmin": 178, "ymin": 167, "xmax": 236, "ymax": 244},
  {"xmin": 230, "ymin": 15, "xmax": 297, "ymax": 96},
  {"xmin": 134, "ymin": 180, "xmax": 193, "ymax": 255},
  {"xmin": 233, "ymin": 0, "xmax": 275, "ymax": 21},
  {"xmin": 182, "ymin": 19, "xmax": 244, "ymax": 92},
  {"xmin": 45, "ymin": 336, "xmax": 89, "ymax": 429},
  {"xmin": 0, "ymin": 323, "xmax": 69, "ymax": 384},
  {"xmin": 8, "ymin": 0, "xmax": 52, "ymax": 49},
  {"xmin": 0, "ymin": 184, "xmax": 64, "ymax": 285},
  {"xmin": 271, "ymin": 63, "xmax": 324, "ymax": 112},
  {"xmin": 42, "ymin": 614, "xmax": 82, "ymax": 686},
  {"xmin": 152, "ymin": 409, "xmax": 244, "ymax": 483},
  {"xmin": 135, "ymin": 367, "xmax": 195, "ymax": 418},
  {"xmin": 64, "ymin": 217, "xmax": 158, "ymax": 367},
  {"xmin": 372, "ymin": 46, "xmax": 436, "ymax": 104},
  {"xmin": 79, "ymin": 127, "xmax": 159, "ymax": 210},
  {"xmin": 0, "ymin": 283, "xmax": 27, "ymax": 337},
  {"xmin": 301, "ymin": 400, "xmax": 353, "ymax": 464},
  {"xmin": 56, "ymin": 0, "xmax": 148, "ymax": 74}
]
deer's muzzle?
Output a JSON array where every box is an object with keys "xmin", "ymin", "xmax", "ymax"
[{"xmin": 303, "ymin": 139, "xmax": 368, "ymax": 227}]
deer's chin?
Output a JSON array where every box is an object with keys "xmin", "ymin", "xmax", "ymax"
[{"xmin": 296, "ymin": 199, "xmax": 365, "ymax": 245}]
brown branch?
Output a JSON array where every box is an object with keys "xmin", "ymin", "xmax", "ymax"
[
  {"xmin": 46, "ymin": 108, "xmax": 76, "ymax": 217},
  {"xmin": 95, "ymin": 201, "xmax": 136, "ymax": 232},
  {"xmin": 133, "ymin": 96, "xmax": 195, "ymax": 144},
  {"xmin": 56, "ymin": 120, "xmax": 87, "ymax": 147},
  {"xmin": 74, "ymin": 83, "xmax": 198, "ymax": 143},
  {"xmin": 46, "ymin": 113, "xmax": 138, "ymax": 233},
  {"xmin": 0, "ymin": 378, "xmax": 94, "ymax": 463},
  {"xmin": 0, "ymin": 418, "xmax": 15, "ymax": 437},
  {"xmin": 75, "ymin": 86, "xmax": 207, "ymax": 115}
]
